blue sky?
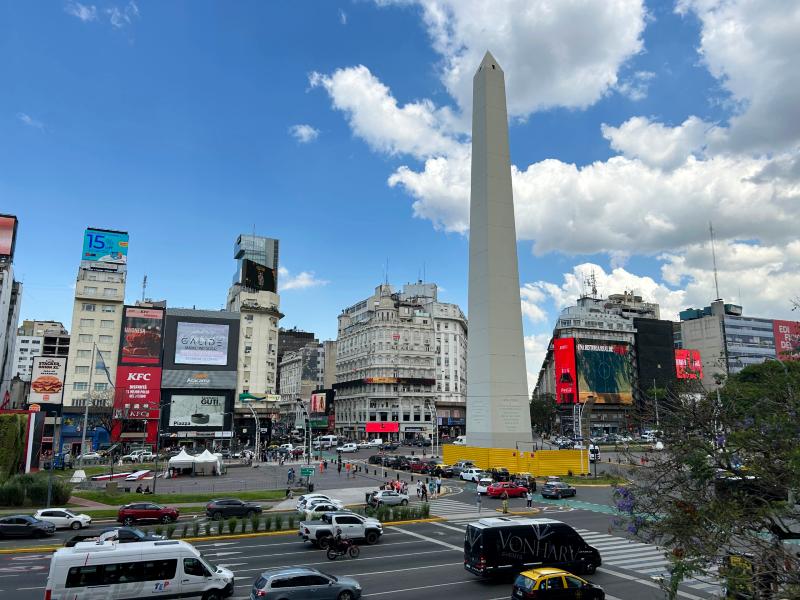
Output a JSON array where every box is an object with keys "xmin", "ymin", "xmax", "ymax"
[{"xmin": 3, "ymin": 1, "xmax": 799, "ymax": 387}]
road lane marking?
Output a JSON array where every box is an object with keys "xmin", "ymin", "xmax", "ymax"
[
  {"xmin": 432, "ymin": 522, "xmax": 468, "ymax": 534},
  {"xmin": 362, "ymin": 580, "xmax": 472, "ymax": 596},
  {"xmin": 228, "ymin": 549, "xmax": 453, "ymax": 574},
  {"xmin": 598, "ymin": 566, "xmax": 706, "ymax": 600},
  {"xmin": 342, "ymin": 562, "xmax": 464, "ymax": 577},
  {"xmin": 388, "ymin": 526, "xmax": 462, "ymax": 551}
]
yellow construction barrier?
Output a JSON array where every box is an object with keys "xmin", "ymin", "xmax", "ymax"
[{"xmin": 443, "ymin": 445, "xmax": 589, "ymax": 476}]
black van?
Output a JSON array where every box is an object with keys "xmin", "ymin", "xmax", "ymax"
[{"xmin": 463, "ymin": 517, "xmax": 601, "ymax": 577}]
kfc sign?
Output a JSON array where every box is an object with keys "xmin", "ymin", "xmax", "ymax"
[
  {"xmin": 113, "ymin": 366, "xmax": 162, "ymax": 420},
  {"xmin": 127, "ymin": 372, "xmax": 152, "ymax": 382}
]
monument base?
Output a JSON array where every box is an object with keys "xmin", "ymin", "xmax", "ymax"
[{"xmin": 443, "ymin": 445, "xmax": 589, "ymax": 477}]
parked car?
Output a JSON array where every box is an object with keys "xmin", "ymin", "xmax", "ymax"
[
  {"xmin": 410, "ymin": 460, "xmax": 437, "ymax": 474},
  {"xmin": 541, "ymin": 482, "xmax": 577, "ymax": 499},
  {"xmin": 76, "ymin": 452, "xmax": 102, "ymax": 461},
  {"xmin": 336, "ymin": 443, "xmax": 359, "ymax": 453},
  {"xmin": 250, "ymin": 567, "xmax": 362, "ymax": 600},
  {"xmin": 512, "ymin": 568, "xmax": 606, "ymax": 599},
  {"xmin": 117, "ymin": 502, "xmax": 179, "ymax": 525},
  {"xmin": 453, "ymin": 435, "xmax": 466, "ymax": 445},
  {"xmin": 450, "ymin": 461, "xmax": 475, "ymax": 476},
  {"xmin": 380, "ymin": 442, "xmax": 399, "ymax": 452},
  {"xmin": 206, "ymin": 498, "xmax": 263, "ymax": 520},
  {"xmin": 476, "ymin": 478, "xmax": 494, "ymax": 495},
  {"xmin": 65, "ymin": 526, "xmax": 164, "ymax": 547},
  {"xmin": 302, "ymin": 497, "xmax": 344, "ymax": 512},
  {"xmin": 357, "ymin": 440, "xmax": 372, "ymax": 450},
  {"xmin": 296, "ymin": 493, "xmax": 339, "ymax": 510},
  {"xmin": 489, "ymin": 467, "xmax": 512, "ymax": 482},
  {"xmin": 33, "ymin": 508, "xmax": 91, "ymax": 530},
  {"xmin": 486, "ymin": 481, "xmax": 529, "ymax": 498},
  {"xmin": 121, "ymin": 449, "xmax": 155, "ymax": 463},
  {"xmin": 0, "ymin": 515, "xmax": 55, "ymax": 538},
  {"xmin": 367, "ymin": 455, "xmax": 384, "ymax": 465},
  {"xmin": 368, "ymin": 490, "xmax": 409, "ymax": 507},
  {"xmin": 460, "ymin": 467, "xmax": 487, "ymax": 482}
]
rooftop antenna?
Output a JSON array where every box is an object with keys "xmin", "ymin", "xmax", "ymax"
[
  {"xmin": 584, "ymin": 271, "xmax": 598, "ymax": 299},
  {"xmin": 141, "ymin": 274, "xmax": 147, "ymax": 302},
  {"xmin": 384, "ymin": 258, "xmax": 389, "ymax": 286},
  {"xmin": 709, "ymin": 222, "xmax": 721, "ymax": 300}
]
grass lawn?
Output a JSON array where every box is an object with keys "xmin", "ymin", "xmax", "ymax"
[{"xmin": 73, "ymin": 488, "xmax": 292, "ymax": 506}]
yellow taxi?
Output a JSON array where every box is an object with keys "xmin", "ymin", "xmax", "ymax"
[{"xmin": 512, "ymin": 568, "xmax": 605, "ymax": 599}]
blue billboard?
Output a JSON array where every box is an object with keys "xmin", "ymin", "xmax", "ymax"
[{"xmin": 82, "ymin": 228, "xmax": 128, "ymax": 264}]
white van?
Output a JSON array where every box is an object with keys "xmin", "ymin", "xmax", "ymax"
[
  {"xmin": 45, "ymin": 539, "xmax": 234, "ymax": 599},
  {"xmin": 313, "ymin": 435, "xmax": 338, "ymax": 449},
  {"xmin": 453, "ymin": 435, "xmax": 467, "ymax": 446}
]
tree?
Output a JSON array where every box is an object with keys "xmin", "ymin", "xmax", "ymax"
[
  {"xmin": 613, "ymin": 360, "xmax": 800, "ymax": 599},
  {"xmin": 529, "ymin": 393, "xmax": 557, "ymax": 435}
]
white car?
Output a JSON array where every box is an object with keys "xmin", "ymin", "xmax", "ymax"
[
  {"xmin": 476, "ymin": 478, "xmax": 494, "ymax": 495},
  {"xmin": 295, "ymin": 493, "xmax": 337, "ymax": 510},
  {"xmin": 76, "ymin": 452, "xmax": 102, "ymax": 461},
  {"xmin": 460, "ymin": 468, "xmax": 486, "ymax": 482},
  {"xmin": 33, "ymin": 508, "xmax": 91, "ymax": 530},
  {"xmin": 301, "ymin": 502, "xmax": 347, "ymax": 520},
  {"xmin": 121, "ymin": 449, "xmax": 155, "ymax": 463},
  {"xmin": 336, "ymin": 443, "xmax": 359, "ymax": 453},
  {"xmin": 303, "ymin": 497, "xmax": 344, "ymax": 512},
  {"xmin": 357, "ymin": 441, "xmax": 372, "ymax": 450}
]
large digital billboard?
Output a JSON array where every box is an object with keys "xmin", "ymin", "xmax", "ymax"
[
  {"xmin": 553, "ymin": 338, "xmax": 577, "ymax": 404},
  {"xmin": 772, "ymin": 320, "xmax": 800, "ymax": 360},
  {"xmin": 675, "ymin": 349, "xmax": 703, "ymax": 379},
  {"xmin": 82, "ymin": 228, "xmax": 128, "ymax": 264},
  {"xmin": 168, "ymin": 395, "xmax": 225, "ymax": 428},
  {"xmin": 310, "ymin": 392, "xmax": 326, "ymax": 413},
  {"xmin": 175, "ymin": 322, "xmax": 229, "ymax": 366},
  {"xmin": 0, "ymin": 215, "xmax": 18, "ymax": 262},
  {"xmin": 576, "ymin": 341, "xmax": 633, "ymax": 404},
  {"xmin": 113, "ymin": 366, "xmax": 161, "ymax": 419},
  {"xmin": 120, "ymin": 307, "xmax": 164, "ymax": 365},
  {"xmin": 242, "ymin": 259, "xmax": 276, "ymax": 293},
  {"xmin": 29, "ymin": 357, "xmax": 67, "ymax": 405}
]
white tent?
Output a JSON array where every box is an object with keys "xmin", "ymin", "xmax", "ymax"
[
  {"xmin": 168, "ymin": 449, "xmax": 195, "ymax": 469},
  {"xmin": 194, "ymin": 449, "xmax": 221, "ymax": 475}
]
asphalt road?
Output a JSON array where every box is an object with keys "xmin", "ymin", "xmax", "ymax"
[{"xmin": 1, "ymin": 506, "xmax": 719, "ymax": 600}]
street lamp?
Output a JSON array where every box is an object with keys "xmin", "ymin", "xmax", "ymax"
[{"xmin": 296, "ymin": 399, "xmax": 311, "ymax": 465}]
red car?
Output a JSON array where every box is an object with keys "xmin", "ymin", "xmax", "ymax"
[
  {"xmin": 117, "ymin": 502, "xmax": 179, "ymax": 525},
  {"xmin": 486, "ymin": 481, "xmax": 528, "ymax": 498}
]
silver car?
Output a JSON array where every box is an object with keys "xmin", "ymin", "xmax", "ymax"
[
  {"xmin": 369, "ymin": 490, "xmax": 409, "ymax": 506},
  {"xmin": 250, "ymin": 567, "xmax": 361, "ymax": 600}
]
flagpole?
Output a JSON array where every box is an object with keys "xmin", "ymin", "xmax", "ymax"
[{"xmin": 79, "ymin": 344, "xmax": 96, "ymax": 468}]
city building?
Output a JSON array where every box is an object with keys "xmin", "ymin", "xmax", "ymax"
[
  {"xmin": 12, "ymin": 321, "xmax": 69, "ymax": 381},
  {"xmin": 679, "ymin": 299, "xmax": 799, "ymax": 388},
  {"xmin": 334, "ymin": 283, "xmax": 437, "ymax": 442},
  {"xmin": 226, "ymin": 234, "xmax": 283, "ymax": 444},
  {"xmin": 12, "ymin": 336, "xmax": 42, "ymax": 381},
  {"xmin": 322, "ymin": 340, "xmax": 337, "ymax": 390},
  {"xmin": 0, "ymin": 214, "xmax": 21, "ymax": 405},
  {"xmin": 276, "ymin": 327, "xmax": 317, "ymax": 394},
  {"xmin": 278, "ymin": 342, "xmax": 324, "ymax": 426}
]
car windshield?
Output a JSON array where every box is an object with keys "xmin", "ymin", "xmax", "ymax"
[
  {"xmin": 200, "ymin": 555, "xmax": 219, "ymax": 572},
  {"xmin": 321, "ymin": 572, "xmax": 337, "ymax": 582}
]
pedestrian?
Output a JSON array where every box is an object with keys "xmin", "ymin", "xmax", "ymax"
[
  {"xmin": 476, "ymin": 490, "xmax": 482, "ymax": 513},
  {"xmin": 428, "ymin": 480, "xmax": 435, "ymax": 499},
  {"xmin": 436, "ymin": 476, "xmax": 442, "ymax": 496},
  {"xmin": 421, "ymin": 484, "xmax": 428, "ymax": 502},
  {"xmin": 346, "ymin": 462, "xmax": 351, "ymax": 479},
  {"xmin": 337, "ymin": 462, "xmax": 342, "ymax": 476},
  {"xmin": 416, "ymin": 481, "xmax": 422, "ymax": 499},
  {"xmin": 526, "ymin": 489, "xmax": 533, "ymax": 508}
]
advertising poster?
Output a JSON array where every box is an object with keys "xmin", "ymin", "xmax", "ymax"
[
  {"xmin": 242, "ymin": 259, "xmax": 276, "ymax": 293},
  {"xmin": 82, "ymin": 228, "xmax": 129, "ymax": 264},
  {"xmin": 675, "ymin": 349, "xmax": 703, "ymax": 379},
  {"xmin": 366, "ymin": 422, "xmax": 399, "ymax": 433},
  {"xmin": 772, "ymin": 320, "xmax": 800, "ymax": 360},
  {"xmin": 175, "ymin": 322, "xmax": 229, "ymax": 366},
  {"xmin": 114, "ymin": 366, "xmax": 161, "ymax": 419},
  {"xmin": 310, "ymin": 392, "xmax": 326, "ymax": 413},
  {"xmin": 576, "ymin": 341, "xmax": 633, "ymax": 404},
  {"xmin": 120, "ymin": 307, "xmax": 164, "ymax": 365},
  {"xmin": 553, "ymin": 338, "xmax": 577, "ymax": 404},
  {"xmin": 0, "ymin": 215, "xmax": 18, "ymax": 261},
  {"xmin": 29, "ymin": 357, "xmax": 67, "ymax": 405},
  {"xmin": 169, "ymin": 395, "xmax": 225, "ymax": 427}
]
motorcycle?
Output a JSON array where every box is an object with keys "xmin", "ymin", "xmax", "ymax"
[{"xmin": 326, "ymin": 537, "xmax": 360, "ymax": 560}]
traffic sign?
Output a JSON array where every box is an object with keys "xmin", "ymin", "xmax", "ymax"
[{"xmin": 300, "ymin": 467, "xmax": 315, "ymax": 477}]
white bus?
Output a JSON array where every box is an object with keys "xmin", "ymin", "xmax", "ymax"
[
  {"xmin": 312, "ymin": 435, "xmax": 339, "ymax": 449},
  {"xmin": 45, "ymin": 539, "xmax": 234, "ymax": 599}
]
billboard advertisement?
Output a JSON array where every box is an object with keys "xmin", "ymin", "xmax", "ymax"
[
  {"xmin": 310, "ymin": 392, "xmax": 326, "ymax": 413},
  {"xmin": 576, "ymin": 341, "xmax": 633, "ymax": 404},
  {"xmin": 0, "ymin": 215, "xmax": 18, "ymax": 262},
  {"xmin": 772, "ymin": 320, "xmax": 800, "ymax": 360},
  {"xmin": 366, "ymin": 422, "xmax": 400, "ymax": 433},
  {"xmin": 82, "ymin": 227, "xmax": 129, "ymax": 264},
  {"xmin": 168, "ymin": 394, "xmax": 225, "ymax": 428},
  {"xmin": 175, "ymin": 322, "xmax": 229, "ymax": 366},
  {"xmin": 120, "ymin": 307, "xmax": 164, "ymax": 365},
  {"xmin": 242, "ymin": 259, "xmax": 276, "ymax": 293},
  {"xmin": 162, "ymin": 370, "xmax": 237, "ymax": 389},
  {"xmin": 553, "ymin": 338, "xmax": 577, "ymax": 405},
  {"xmin": 675, "ymin": 349, "xmax": 703, "ymax": 379},
  {"xmin": 114, "ymin": 366, "xmax": 161, "ymax": 419},
  {"xmin": 29, "ymin": 357, "xmax": 67, "ymax": 405}
]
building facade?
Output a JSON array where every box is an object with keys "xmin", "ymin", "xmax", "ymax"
[{"xmin": 12, "ymin": 321, "xmax": 70, "ymax": 381}]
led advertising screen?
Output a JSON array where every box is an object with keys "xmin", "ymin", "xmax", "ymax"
[
  {"xmin": 242, "ymin": 259, "xmax": 276, "ymax": 293},
  {"xmin": 29, "ymin": 357, "xmax": 67, "ymax": 405},
  {"xmin": 120, "ymin": 307, "xmax": 164, "ymax": 365},
  {"xmin": 82, "ymin": 228, "xmax": 129, "ymax": 264},
  {"xmin": 310, "ymin": 392, "xmax": 326, "ymax": 413},
  {"xmin": 675, "ymin": 349, "xmax": 703, "ymax": 379},
  {"xmin": 113, "ymin": 366, "xmax": 161, "ymax": 419},
  {"xmin": 0, "ymin": 215, "xmax": 18, "ymax": 261},
  {"xmin": 553, "ymin": 338, "xmax": 577, "ymax": 404},
  {"xmin": 576, "ymin": 341, "xmax": 634, "ymax": 404},
  {"xmin": 175, "ymin": 322, "xmax": 230, "ymax": 366},
  {"xmin": 366, "ymin": 422, "xmax": 399, "ymax": 433},
  {"xmin": 772, "ymin": 320, "xmax": 800, "ymax": 360},
  {"xmin": 168, "ymin": 394, "xmax": 225, "ymax": 428}
]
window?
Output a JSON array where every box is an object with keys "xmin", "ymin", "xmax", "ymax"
[
  {"xmin": 565, "ymin": 576, "xmax": 584, "ymax": 589},
  {"xmin": 78, "ymin": 334, "xmax": 92, "ymax": 342},
  {"xmin": 82, "ymin": 303, "xmax": 96, "ymax": 312},
  {"xmin": 99, "ymin": 335, "xmax": 112, "ymax": 344},
  {"xmin": 73, "ymin": 382, "xmax": 88, "ymax": 391},
  {"xmin": 66, "ymin": 559, "xmax": 177, "ymax": 588},
  {"xmin": 541, "ymin": 577, "xmax": 565, "ymax": 590},
  {"xmin": 100, "ymin": 320, "xmax": 114, "ymax": 329},
  {"xmin": 102, "ymin": 305, "xmax": 115, "ymax": 313},
  {"xmin": 103, "ymin": 288, "xmax": 116, "ymax": 297},
  {"xmin": 84, "ymin": 286, "xmax": 98, "ymax": 294},
  {"xmin": 75, "ymin": 366, "xmax": 89, "ymax": 374},
  {"xmin": 183, "ymin": 558, "xmax": 208, "ymax": 578},
  {"xmin": 80, "ymin": 318, "xmax": 95, "ymax": 327},
  {"xmin": 94, "ymin": 383, "xmax": 108, "ymax": 391},
  {"xmin": 20, "ymin": 339, "xmax": 28, "ymax": 344},
  {"xmin": 76, "ymin": 350, "xmax": 91, "ymax": 358}
]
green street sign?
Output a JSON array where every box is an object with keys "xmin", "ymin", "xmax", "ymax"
[{"xmin": 300, "ymin": 467, "xmax": 315, "ymax": 477}]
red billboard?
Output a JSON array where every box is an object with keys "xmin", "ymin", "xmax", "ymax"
[
  {"xmin": 120, "ymin": 306, "xmax": 164, "ymax": 365},
  {"xmin": 113, "ymin": 366, "xmax": 162, "ymax": 419},
  {"xmin": 675, "ymin": 349, "xmax": 703, "ymax": 379},
  {"xmin": 772, "ymin": 320, "xmax": 800, "ymax": 360},
  {"xmin": 554, "ymin": 338, "xmax": 577, "ymax": 404},
  {"xmin": 0, "ymin": 215, "xmax": 18, "ymax": 262},
  {"xmin": 366, "ymin": 422, "xmax": 399, "ymax": 433}
]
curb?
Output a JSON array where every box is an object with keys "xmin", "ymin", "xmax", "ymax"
[
  {"xmin": 494, "ymin": 508, "xmax": 542, "ymax": 516},
  {"xmin": 0, "ymin": 545, "xmax": 59, "ymax": 554}
]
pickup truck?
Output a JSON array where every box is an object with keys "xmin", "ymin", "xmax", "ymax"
[
  {"xmin": 299, "ymin": 511, "xmax": 383, "ymax": 548},
  {"xmin": 121, "ymin": 449, "xmax": 156, "ymax": 463}
]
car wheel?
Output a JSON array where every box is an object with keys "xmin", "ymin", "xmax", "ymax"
[
  {"xmin": 70, "ymin": 521, "xmax": 81, "ymax": 530},
  {"xmin": 400, "ymin": 499, "xmax": 408, "ymax": 506},
  {"xmin": 123, "ymin": 517, "xmax": 134, "ymax": 526},
  {"xmin": 213, "ymin": 512, "xmax": 223, "ymax": 521},
  {"xmin": 365, "ymin": 531, "xmax": 379, "ymax": 545},
  {"xmin": 160, "ymin": 515, "xmax": 172, "ymax": 524},
  {"xmin": 202, "ymin": 591, "xmax": 223, "ymax": 600},
  {"xmin": 338, "ymin": 591, "xmax": 355, "ymax": 600}
]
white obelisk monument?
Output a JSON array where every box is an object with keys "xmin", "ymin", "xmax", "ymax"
[{"xmin": 466, "ymin": 52, "xmax": 534, "ymax": 449}]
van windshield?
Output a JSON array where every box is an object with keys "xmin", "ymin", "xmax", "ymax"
[{"xmin": 200, "ymin": 555, "xmax": 219, "ymax": 573}]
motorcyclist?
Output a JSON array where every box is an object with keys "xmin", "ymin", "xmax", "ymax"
[{"xmin": 333, "ymin": 527, "xmax": 345, "ymax": 551}]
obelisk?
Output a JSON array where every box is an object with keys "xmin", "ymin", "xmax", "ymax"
[{"xmin": 466, "ymin": 52, "xmax": 533, "ymax": 449}]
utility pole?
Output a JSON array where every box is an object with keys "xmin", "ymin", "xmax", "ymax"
[
  {"xmin": 653, "ymin": 378, "xmax": 660, "ymax": 429},
  {"xmin": 78, "ymin": 344, "xmax": 97, "ymax": 468}
]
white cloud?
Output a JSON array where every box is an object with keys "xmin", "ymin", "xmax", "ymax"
[
  {"xmin": 309, "ymin": 65, "xmax": 462, "ymax": 159},
  {"xmin": 600, "ymin": 116, "xmax": 712, "ymax": 169},
  {"xmin": 64, "ymin": 1, "xmax": 97, "ymax": 22},
  {"xmin": 339, "ymin": 8, "xmax": 347, "ymax": 25},
  {"xmin": 289, "ymin": 124, "xmax": 320, "ymax": 144},
  {"xmin": 525, "ymin": 333, "xmax": 552, "ymax": 393},
  {"xmin": 520, "ymin": 284, "xmax": 549, "ymax": 323},
  {"xmin": 16, "ymin": 113, "xmax": 44, "ymax": 130},
  {"xmin": 616, "ymin": 70, "xmax": 655, "ymax": 101},
  {"xmin": 107, "ymin": 1, "xmax": 139, "ymax": 29},
  {"xmin": 278, "ymin": 266, "xmax": 330, "ymax": 291}
]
